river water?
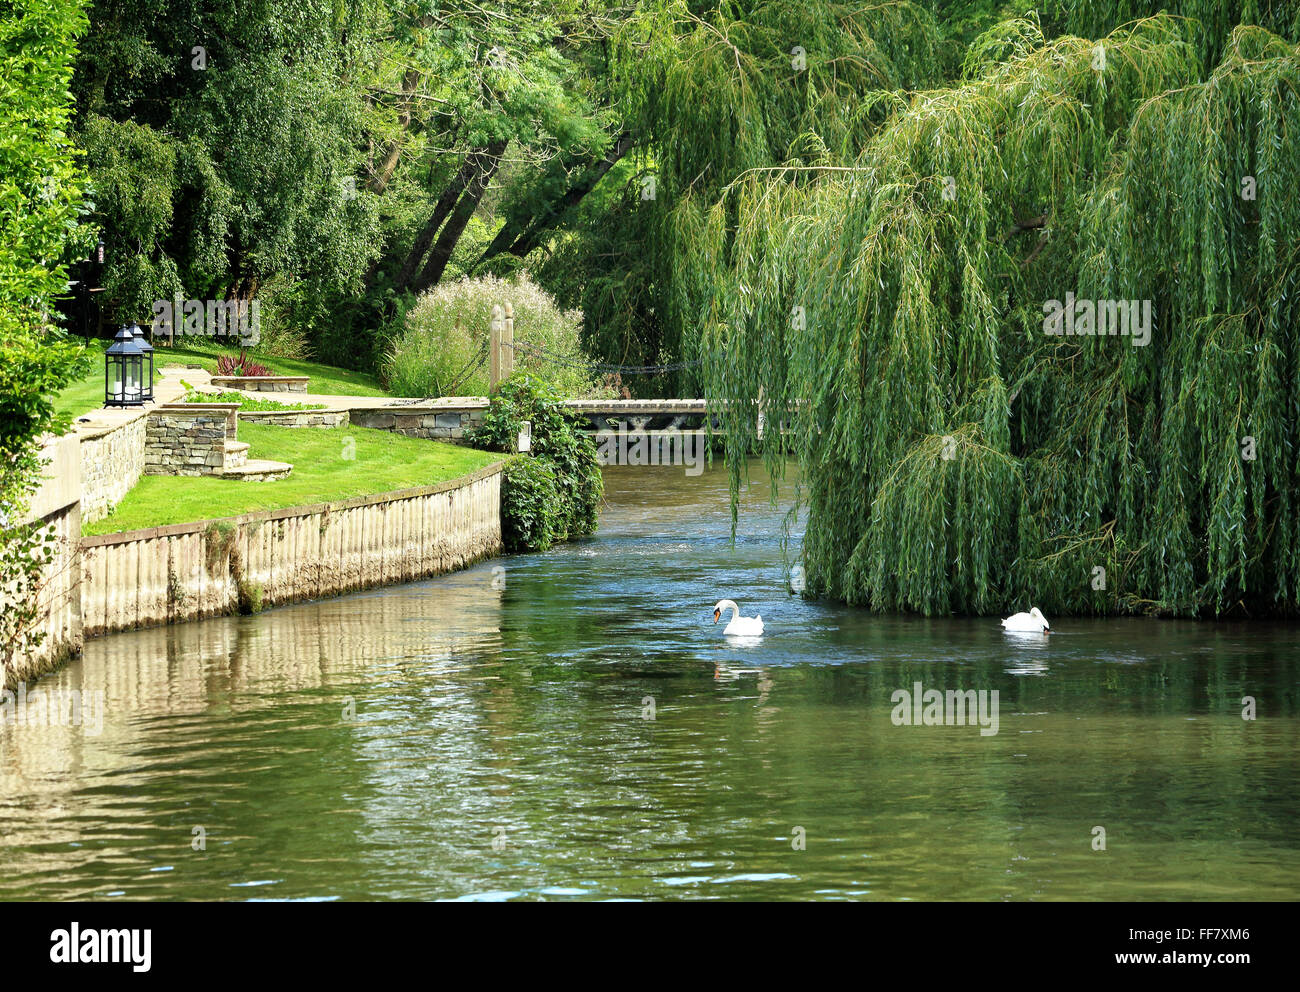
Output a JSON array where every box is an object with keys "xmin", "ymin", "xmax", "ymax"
[{"xmin": 2, "ymin": 461, "xmax": 1298, "ymax": 900}]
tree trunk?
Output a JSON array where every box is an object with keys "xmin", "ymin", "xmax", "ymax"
[
  {"xmin": 410, "ymin": 138, "xmax": 507, "ymax": 293},
  {"xmin": 478, "ymin": 131, "xmax": 633, "ymax": 266},
  {"xmin": 388, "ymin": 150, "xmax": 488, "ymax": 291},
  {"xmin": 368, "ymin": 68, "xmax": 422, "ymax": 194}
]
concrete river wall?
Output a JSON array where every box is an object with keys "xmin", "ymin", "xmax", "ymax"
[
  {"xmin": 77, "ymin": 462, "xmax": 504, "ymax": 638},
  {"xmin": 7, "ymin": 429, "xmax": 503, "ymax": 686}
]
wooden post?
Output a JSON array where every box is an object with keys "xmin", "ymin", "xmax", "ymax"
[
  {"xmin": 502, "ymin": 301, "xmax": 515, "ymax": 378},
  {"xmin": 489, "ymin": 304, "xmax": 503, "ymax": 393}
]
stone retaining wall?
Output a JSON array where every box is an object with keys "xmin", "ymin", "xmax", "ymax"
[
  {"xmin": 78, "ymin": 461, "xmax": 504, "ymax": 637},
  {"xmin": 79, "ymin": 415, "xmax": 147, "ymax": 524},
  {"xmin": 350, "ymin": 403, "xmax": 486, "ymax": 441},
  {"xmin": 1, "ymin": 502, "xmax": 83, "ymax": 689},
  {"xmin": 238, "ymin": 409, "xmax": 349, "ymax": 428},
  {"xmin": 144, "ymin": 409, "xmax": 229, "ymax": 475},
  {"xmin": 210, "ymin": 375, "xmax": 308, "ymax": 392}
]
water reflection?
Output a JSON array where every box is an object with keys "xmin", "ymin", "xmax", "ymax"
[{"xmin": 0, "ymin": 461, "xmax": 1298, "ymax": 901}]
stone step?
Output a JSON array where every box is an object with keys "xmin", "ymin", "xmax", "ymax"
[
  {"xmin": 223, "ymin": 439, "xmax": 250, "ymax": 469},
  {"xmin": 220, "ymin": 458, "xmax": 292, "ymax": 482}
]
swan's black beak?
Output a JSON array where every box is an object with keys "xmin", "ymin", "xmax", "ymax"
[{"xmin": 713, "ymin": 609, "xmax": 720, "ymax": 624}]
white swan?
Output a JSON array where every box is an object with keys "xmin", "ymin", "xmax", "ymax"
[
  {"xmin": 713, "ymin": 599, "xmax": 764, "ymax": 636},
  {"xmin": 1001, "ymin": 607, "xmax": 1051, "ymax": 633}
]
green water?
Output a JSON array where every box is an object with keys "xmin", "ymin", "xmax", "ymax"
[{"xmin": 2, "ymin": 462, "xmax": 1298, "ymax": 900}]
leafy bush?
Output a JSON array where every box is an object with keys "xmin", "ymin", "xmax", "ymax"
[
  {"xmin": 500, "ymin": 455, "xmax": 561, "ymax": 553},
  {"xmin": 382, "ymin": 272, "xmax": 605, "ymax": 398},
  {"xmin": 215, "ymin": 350, "xmax": 274, "ymax": 377},
  {"xmin": 0, "ymin": 0, "xmax": 92, "ymax": 681},
  {"xmin": 474, "ymin": 373, "xmax": 604, "ymax": 550},
  {"xmin": 252, "ymin": 276, "xmax": 329, "ymax": 361},
  {"xmin": 181, "ymin": 390, "xmax": 325, "ymax": 412}
]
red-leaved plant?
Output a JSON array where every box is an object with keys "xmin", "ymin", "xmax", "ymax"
[{"xmin": 216, "ymin": 350, "xmax": 273, "ymax": 377}]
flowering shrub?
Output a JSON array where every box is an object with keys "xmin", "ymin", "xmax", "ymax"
[
  {"xmin": 382, "ymin": 272, "xmax": 605, "ymax": 398},
  {"xmin": 215, "ymin": 350, "xmax": 273, "ymax": 377}
]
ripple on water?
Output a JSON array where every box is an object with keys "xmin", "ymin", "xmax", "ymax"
[{"xmin": 1, "ymin": 461, "xmax": 1297, "ymax": 901}]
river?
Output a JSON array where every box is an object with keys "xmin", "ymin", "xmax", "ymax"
[{"xmin": 2, "ymin": 461, "xmax": 1297, "ymax": 900}]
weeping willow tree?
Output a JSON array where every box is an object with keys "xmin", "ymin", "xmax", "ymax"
[
  {"xmin": 682, "ymin": 12, "xmax": 1300, "ymax": 618},
  {"xmin": 1039, "ymin": 0, "xmax": 1300, "ymax": 71},
  {"xmin": 608, "ymin": 1, "xmax": 949, "ymax": 391}
]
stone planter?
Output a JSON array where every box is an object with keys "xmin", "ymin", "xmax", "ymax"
[
  {"xmin": 237, "ymin": 409, "xmax": 349, "ymax": 428},
  {"xmin": 210, "ymin": 375, "xmax": 309, "ymax": 393}
]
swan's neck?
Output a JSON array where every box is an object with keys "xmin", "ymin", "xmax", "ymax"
[{"xmin": 718, "ymin": 600, "xmax": 739, "ymax": 620}]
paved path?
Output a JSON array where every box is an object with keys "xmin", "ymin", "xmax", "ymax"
[
  {"xmin": 70, "ymin": 360, "xmax": 715, "ymax": 432},
  {"xmin": 67, "ymin": 365, "xmax": 198, "ymax": 439}
]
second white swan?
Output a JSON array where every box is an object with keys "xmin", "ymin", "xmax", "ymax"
[
  {"xmin": 1001, "ymin": 607, "xmax": 1051, "ymax": 633},
  {"xmin": 713, "ymin": 599, "xmax": 764, "ymax": 636}
]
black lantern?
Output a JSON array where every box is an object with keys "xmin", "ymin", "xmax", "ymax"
[
  {"xmin": 105, "ymin": 323, "xmax": 153, "ymax": 407},
  {"xmin": 131, "ymin": 321, "xmax": 155, "ymax": 400}
]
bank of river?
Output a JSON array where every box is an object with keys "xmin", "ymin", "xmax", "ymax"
[{"xmin": 1, "ymin": 460, "xmax": 1297, "ymax": 900}]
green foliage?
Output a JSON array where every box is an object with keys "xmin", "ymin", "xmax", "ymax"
[
  {"xmin": 77, "ymin": 114, "xmax": 179, "ymax": 315},
  {"xmin": 0, "ymin": 0, "xmax": 93, "ymax": 454},
  {"xmin": 500, "ymin": 454, "xmax": 561, "ymax": 553},
  {"xmin": 73, "ymin": 0, "xmax": 384, "ymax": 329},
  {"xmin": 180, "ymin": 390, "xmax": 325, "ymax": 412},
  {"xmin": 237, "ymin": 578, "xmax": 264, "ymax": 615},
  {"xmin": 534, "ymin": 158, "xmax": 669, "ymax": 397},
  {"xmin": 474, "ymin": 372, "xmax": 603, "ymax": 549},
  {"xmin": 604, "ymin": 1, "xmax": 949, "ymax": 392},
  {"xmin": 1037, "ymin": 0, "xmax": 1300, "ymax": 70},
  {"xmin": 0, "ymin": 0, "xmax": 92, "ymax": 679},
  {"xmin": 692, "ymin": 14, "xmax": 1300, "ymax": 618},
  {"xmin": 382, "ymin": 272, "xmax": 600, "ymax": 397}
]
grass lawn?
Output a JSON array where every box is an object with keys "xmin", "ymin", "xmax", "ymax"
[
  {"xmin": 156, "ymin": 341, "xmax": 389, "ymax": 397},
  {"xmin": 50, "ymin": 340, "xmax": 164, "ymax": 424},
  {"xmin": 50, "ymin": 338, "xmax": 389, "ymax": 426},
  {"xmin": 84, "ymin": 423, "xmax": 500, "ymax": 535}
]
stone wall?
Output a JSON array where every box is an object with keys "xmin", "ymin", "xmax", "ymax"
[
  {"xmin": 238, "ymin": 409, "xmax": 349, "ymax": 428},
  {"xmin": 144, "ymin": 409, "xmax": 229, "ymax": 476},
  {"xmin": 350, "ymin": 403, "xmax": 486, "ymax": 441},
  {"xmin": 79, "ymin": 415, "xmax": 147, "ymax": 524},
  {"xmin": 209, "ymin": 375, "xmax": 308, "ymax": 392},
  {"xmin": 79, "ymin": 461, "xmax": 504, "ymax": 637}
]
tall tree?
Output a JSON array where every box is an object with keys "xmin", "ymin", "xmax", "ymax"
[
  {"xmin": 687, "ymin": 13, "xmax": 1300, "ymax": 618},
  {"xmin": 0, "ymin": 0, "xmax": 93, "ymax": 455}
]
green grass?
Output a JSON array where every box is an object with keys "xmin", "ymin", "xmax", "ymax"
[
  {"xmin": 50, "ymin": 339, "xmax": 163, "ymax": 424},
  {"xmin": 156, "ymin": 342, "xmax": 389, "ymax": 397},
  {"xmin": 49, "ymin": 338, "xmax": 390, "ymax": 428},
  {"xmin": 83, "ymin": 423, "xmax": 500, "ymax": 535}
]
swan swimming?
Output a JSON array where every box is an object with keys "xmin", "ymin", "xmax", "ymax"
[
  {"xmin": 1001, "ymin": 607, "xmax": 1051, "ymax": 633},
  {"xmin": 713, "ymin": 599, "xmax": 764, "ymax": 636}
]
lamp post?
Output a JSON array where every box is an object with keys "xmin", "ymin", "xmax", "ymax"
[{"xmin": 105, "ymin": 322, "xmax": 153, "ymax": 407}]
